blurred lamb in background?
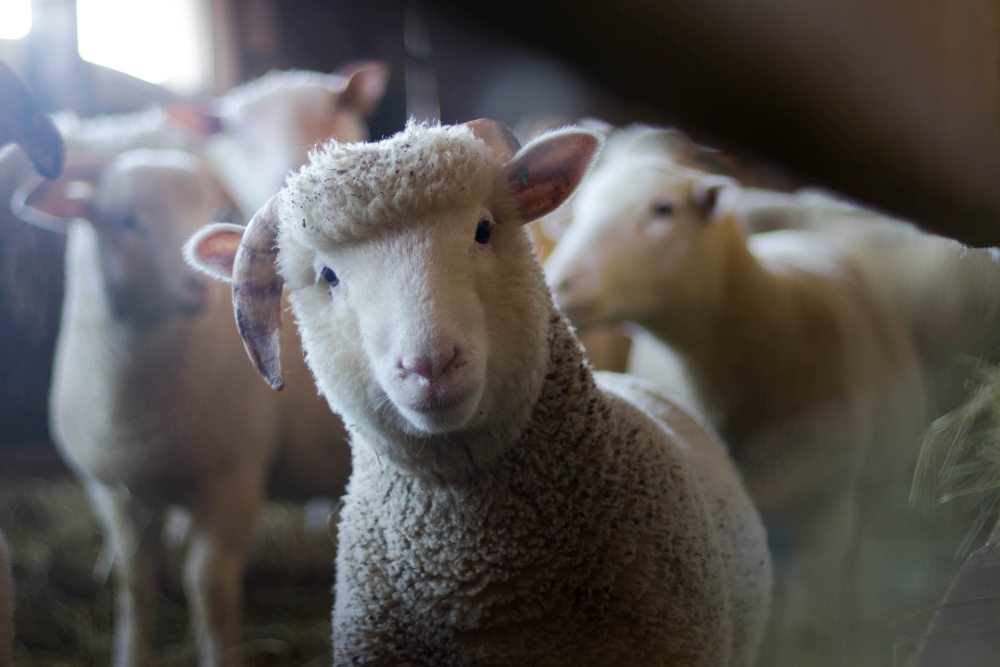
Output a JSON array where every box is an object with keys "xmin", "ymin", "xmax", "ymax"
[
  {"xmin": 3, "ymin": 61, "xmax": 388, "ymax": 666},
  {"xmin": 544, "ymin": 124, "xmax": 971, "ymax": 666}
]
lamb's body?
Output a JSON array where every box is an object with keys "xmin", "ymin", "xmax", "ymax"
[
  {"xmin": 745, "ymin": 210, "xmax": 1000, "ymax": 420},
  {"xmin": 27, "ymin": 152, "xmax": 350, "ymax": 667},
  {"xmin": 335, "ymin": 312, "xmax": 768, "ymax": 666},
  {"xmin": 545, "ymin": 128, "xmax": 928, "ymax": 666},
  {"xmin": 188, "ymin": 121, "xmax": 771, "ymax": 666}
]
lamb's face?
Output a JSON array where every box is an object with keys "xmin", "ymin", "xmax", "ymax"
[
  {"xmin": 185, "ymin": 120, "xmax": 600, "ymax": 471},
  {"xmin": 284, "ymin": 199, "xmax": 547, "ymax": 441},
  {"xmin": 546, "ymin": 159, "xmax": 731, "ymax": 330},
  {"xmin": 89, "ymin": 154, "xmax": 222, "ymax": 322}
]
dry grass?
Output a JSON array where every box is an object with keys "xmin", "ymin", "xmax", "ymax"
[{"xmin": 0, "ymin": 475, "xmax": 336, "ymax": 666}]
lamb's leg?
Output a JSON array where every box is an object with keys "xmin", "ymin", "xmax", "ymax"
[
  {"xmin": 760, "ymin": 489, "xmax": 857, "ymax": 667},
  {"xmin": 84, "ymin": 480, "xmax": 163, "ymax": 667},
  {"xmin": 183, "ymin": 471, "xmax": 266, "ymax": 667}
]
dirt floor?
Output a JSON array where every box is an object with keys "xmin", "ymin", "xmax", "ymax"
[
  {"xmin": 1, "ymin": 472, "xmax": 336, "ymax": 667},
  {"xmin": 0, "ymin": 445, "xmax": 982, "ymax": 667}
]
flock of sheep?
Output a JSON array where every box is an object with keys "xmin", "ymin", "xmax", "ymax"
[{"xmin": 0, "ymin": 56, "xmax": 994, "ymax": 667}]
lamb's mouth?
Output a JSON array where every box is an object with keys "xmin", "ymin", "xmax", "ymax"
[{"xmin": 408, "ymin": 389, "xmax": 470, "ymax": 414}]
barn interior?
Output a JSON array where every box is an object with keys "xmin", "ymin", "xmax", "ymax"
[{"xmin": 1, "ymin": 1, "xmax": 999, "ymax": 665}]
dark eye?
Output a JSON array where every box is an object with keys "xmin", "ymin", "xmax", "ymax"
[
  {"xmin": 474, "ymin": 219, "xmax": 492, "ymax": 244},
  {"xmin": 651, "ymin": 202, "xmax": 674, "ymax": 217},
  {"xmin": 120, "ymin": 215, "xmax": 138, "ymax": 230},
  {"xmin": 321, "ymin": 266, "xmax": 340, "ymax": 286}
]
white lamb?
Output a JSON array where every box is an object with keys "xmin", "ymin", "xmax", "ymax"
[
  {"xmin": 11, "ymin": 149, "xmax": 351, "ymax": 667},
  {"xmin": 186, "ymin": 119, "xmax": 771, "ymax": 666},
  {"xmin": 544, "ymin": 127, "xmax": 929, "ymax": 666},
  {"xmin": 1, "ymin": 62, "xmax": 389, "ymax": 219}
]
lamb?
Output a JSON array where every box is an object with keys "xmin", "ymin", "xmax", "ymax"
[
  {"xmin": 185, "ymin": 119, "xmax": 772, "ymax": 666},
  {"xmin": 544, "ymin": 127, "xmax": 929, "ymax": 666},
  {"xmin": 1, "ymin": 61, "xmax": 389, "ymax": 217},
  {"xmin": 11, "ymin": 149, "xmax": 352, "ymax": 667}
]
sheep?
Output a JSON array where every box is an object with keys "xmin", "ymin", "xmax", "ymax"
[
  {"xmin": 544, "ymin": 127, "xmax": 930, "ymax": 666},
  {"xmin": 742, "ymin": 206, "xmax": 1000, "ymax": 424},
  {"xmin": 11, "ymin": 148, "xmax": 352, "ymax": 667},
  {"xmin": 185, "ymin": 119, "xmax": 772, "ymax": 666},
  {"xmin": 1, "ymin": 61, "xmax": 389, "ymax": 215}
]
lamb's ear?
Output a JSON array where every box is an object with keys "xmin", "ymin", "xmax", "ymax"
[
  {"xmin": 11, "ymin": 172, "xmax": 96, "ymax": 233},
  {"xmin": 337, "ymin": 60, "xmax": 390, "ymax": 117},
  {"xmin": 164, "ymin": 102, "xmax": 225, "ymax": 139},
  {"xmin": 184, "ymin": 223, "xmax": 246, "ymax": 283},
  {"xmin": 232, "ymin": 195, "xmax": 285, "ymax": 391},
  {"xmin": 692, "ymin": 175, "xmax": 737, "ymax": 220},
  {"xmin": 504, "ymin": 129, "xmax": 601, "ymax": 223}
]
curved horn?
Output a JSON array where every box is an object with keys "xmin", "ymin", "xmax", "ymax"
[
  {"xmin": 465, "ymin": 118, "xmax": 521, "ymax": 164},
  {"xmin": 232, "ymin": 194, "xmax": 285, "ymax": 390},
  {"xmin": 0, "ymin": 61, "xmax": 64, "ymax": 179}
]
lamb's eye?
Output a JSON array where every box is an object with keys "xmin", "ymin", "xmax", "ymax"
[
  {"xmin": 120, "ymin": 215, "xmax": 138, "ymax": 230},
  {"xmin": 651, "ymin": 202, "xmax": 675, "ymax": 218},
  {"xmin": 474, "ymin": 219, "xmax": 492, "ymax": 244},
  {"xmin": 321, "ymin": 266, "xmax": 340, "ymax": 286}
]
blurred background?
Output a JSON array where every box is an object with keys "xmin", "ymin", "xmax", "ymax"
[{"xmin": 2, "ymin": 0, "xmax": 1000, "ymax": 665}]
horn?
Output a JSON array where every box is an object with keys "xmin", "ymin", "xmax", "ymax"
[
  {"xmin": 0, "ymin": 61, "xmax": 65, "ymax": 179},
  {"xmin": 465, "ymin": 118, "xmax": 521, "ymax": 164},
  {"xmin": 232, "ymin": 194, "xmax": 285, "ymax": 390}
]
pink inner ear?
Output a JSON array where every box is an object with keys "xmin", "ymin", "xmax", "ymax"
[
  {"xmin": 506, "ymin": 133, "xmax": 599, "ymax": 222},
  {"xmin": 194, "ymin": 229, "xmax": 242, "ymax": 277},
  {"xmin": 339, "ymin": 61, "xmax": 390, "ymax": 116},
  {"xmin": 18, "ymin": 176, "xmax": 90, "ymax": 225},
  {"xmin": 165, "ymin": 104, "xmax": 224, "ymax": 138}
]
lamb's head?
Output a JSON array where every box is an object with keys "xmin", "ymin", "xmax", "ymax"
[
  {"xmin": 187, "ymin": 120, "xmax": 599, "ymax": 472},
  {"xmin": 210, "ymin": 63, "xmax": 390, "ymax": 214},
  {"xmin": 545, "ymin": 129, "xmax": 736, "ymax": 332},
  {"xmin": 15, "ymin": 149, "xmax": 224, "ymax": 323}
]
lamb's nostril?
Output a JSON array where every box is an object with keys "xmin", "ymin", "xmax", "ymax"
[{"xmin": 400, "ymin": 345, "xmax": 460, "ymax": 382}]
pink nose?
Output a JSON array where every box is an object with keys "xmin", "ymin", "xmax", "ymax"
[{"xmin": 400, "ymin": 346, "xmax": 460, "ymax": 382}]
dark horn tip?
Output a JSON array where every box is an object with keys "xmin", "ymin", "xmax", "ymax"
[{"xmin": 267, "ymin": 376, "xmax": 285, "ymax": 391}]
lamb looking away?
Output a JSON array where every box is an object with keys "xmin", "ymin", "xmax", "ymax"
[
  {"xmin": 186, "ymin": 120, "xmax": 772, "ymax": 666},
  {"xmin": 11, "ymin": 149, "xmax": 351, "ymax": 667},
  {"xmin": 544, "ymin": 127, "xmax": 930, "ymax": 666}
]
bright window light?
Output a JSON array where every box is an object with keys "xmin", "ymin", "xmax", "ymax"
[
  {"xmin": 77, "ymin": 0, "xmax": 209, "ymax": 93},
  {"xmin": 0, "ymin": 0, "xmax": 32, "ymax": 40}
]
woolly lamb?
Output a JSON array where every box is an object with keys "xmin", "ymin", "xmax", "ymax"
[
  {"xmin": 545, "ymin": 127, "xmax": 928, "ymax": 666},
  {"xmin": 186, "ymin": 120, "xmax": 771, "ymax": 666},
  {"xmin": 12, "ymin": 149, "xmax": 351, "ymax": 667}
]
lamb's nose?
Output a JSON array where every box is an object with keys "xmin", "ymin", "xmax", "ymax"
[{"xmin": 400, "ymin": 346, "xmax": 460, "ymax": 382}]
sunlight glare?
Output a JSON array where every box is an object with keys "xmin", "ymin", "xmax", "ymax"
[
  {"xmin": 77, "ymin": 0, "xmax": 208, "ymax": 92},
  {"xmin": 0, "ymin": 0, "xmax": 32, "ymax": 40}
]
